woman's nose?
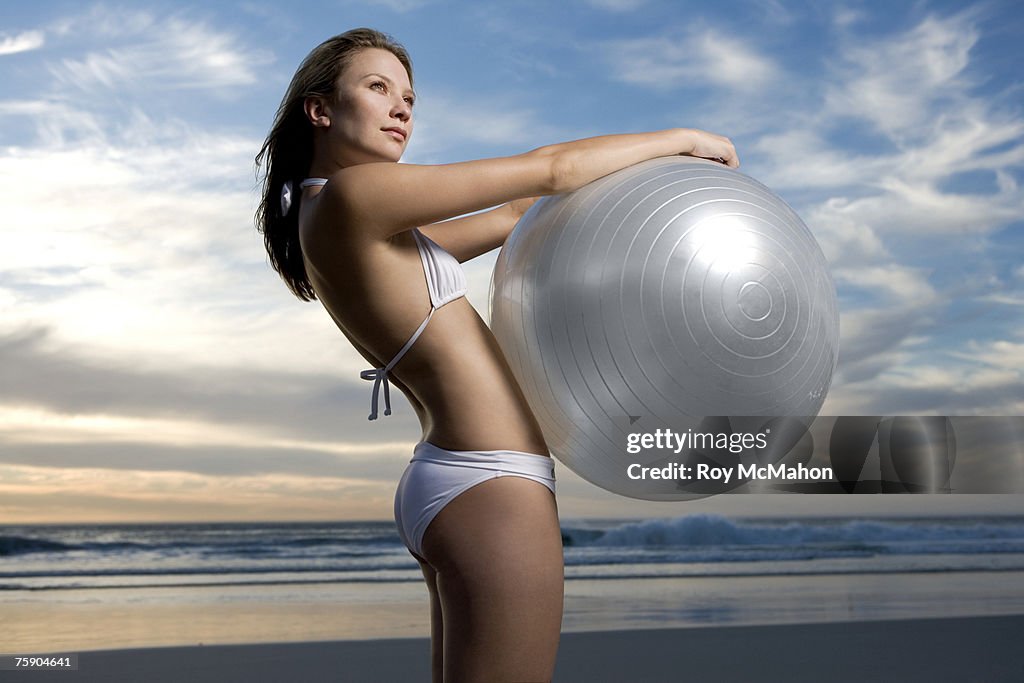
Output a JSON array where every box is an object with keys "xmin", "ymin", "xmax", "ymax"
[{"xmin": 392, "ymin": 100, "xmax": 411, "ymax": 121}]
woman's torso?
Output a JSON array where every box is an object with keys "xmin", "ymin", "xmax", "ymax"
[{"xmin": 298, "ymin": 198, "xmax": 549, "ymax": 456}]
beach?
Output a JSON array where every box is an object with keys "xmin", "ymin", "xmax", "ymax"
[
  {"xmin": 5, "ymin": 517, "xmax": 1024, "ymax": 681},
  {"xmin": 8, "ymin": 615, "xmax": 1022, "ymax": 682}
]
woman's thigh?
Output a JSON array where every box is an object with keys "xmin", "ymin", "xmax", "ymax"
[
  {"xmin": 416, "ymin": 557, "xmax": 444, "ymax": 682},
  {"xmin": 420, "ymin": 476, "xmax": 563, "ymax": 682}
]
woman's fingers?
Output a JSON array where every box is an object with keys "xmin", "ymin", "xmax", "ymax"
[{"xmin": 684, "ymin": 128, "xmax": 739, "ymax": 168}]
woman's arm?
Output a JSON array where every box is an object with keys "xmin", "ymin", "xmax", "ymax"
[
  {"xmin": 418, "ymin": 197, "xmax": 539, "ymax": 262},
  {"xmin": 548, "ymin": 128, "xmax": 737, "ymax": 193},
  {"xmin": 316, "ymin": 128, "xmax": 735, "ymax": 241}
]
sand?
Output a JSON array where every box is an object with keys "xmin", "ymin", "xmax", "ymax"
[{"xmin": 9, "ymin": 615, "xmax": 1022, "ymax": 682}]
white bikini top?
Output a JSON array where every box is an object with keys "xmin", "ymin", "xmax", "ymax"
[{"xmin": 301, "ymin": 178, "xmax": 468, "ymax": 420}]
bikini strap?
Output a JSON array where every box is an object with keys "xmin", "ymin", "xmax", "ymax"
[
  {"xmin": 301, "ymin": 177, "xmax": 329, "ymax": 188},
  {"xmin": 359, "ymin": 307, "xmax": 437, "ymax": 420}
]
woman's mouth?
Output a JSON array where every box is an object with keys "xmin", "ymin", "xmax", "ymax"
[{"xmin": 383, "ymin": 128, "xmax": 406, "ymax": 141}]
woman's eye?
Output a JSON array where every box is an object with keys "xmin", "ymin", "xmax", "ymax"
[
  {"xmin": 404, "ymin": 97, "xmax": 415, "ymax": 106},
  {"xmin": 371, "ymin": 81, "xmax": 386, "ymax": 91}
]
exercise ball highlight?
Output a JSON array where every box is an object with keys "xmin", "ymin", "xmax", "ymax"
[{"xmin": 489, "ymin": 156, "xmax": 839, "ymax": 500}]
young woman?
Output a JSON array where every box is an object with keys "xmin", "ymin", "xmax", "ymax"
[{"xmin": 256, "ymin": 28, "xmax": 738, "ymax": 683}]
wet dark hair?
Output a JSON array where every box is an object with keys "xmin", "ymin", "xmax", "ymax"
[{"xmin": 254, "ymin": 28, "xmax": 414, "ymax": 301}]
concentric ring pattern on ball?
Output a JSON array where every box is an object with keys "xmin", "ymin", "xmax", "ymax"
[{"xmin": 490, "ymin": 156, "xmax": 839, "ymax": 500}]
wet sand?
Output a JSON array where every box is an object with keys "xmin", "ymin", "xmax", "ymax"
[{"xmin": 12, "ymin": 614, "xmax": 1023, "ymax": 682}]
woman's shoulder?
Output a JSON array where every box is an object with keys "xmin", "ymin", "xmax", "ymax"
[
  {"xmin": 299, "ymin": 193, "xmax": 411, "ymax": 268},
  {"xmin": 302, "ymin": 163, "xmax": 408, "ymax": 242},
  {"xmin": 313, "ymin": 163, "xmax": 397, "ymax": 213}
]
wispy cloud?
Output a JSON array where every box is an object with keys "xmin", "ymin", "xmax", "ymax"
[
  {"xmin": 736, "ymin": 10, "xmax": 1024, "ymax": 414},
  {"xmin": 0, "ymin": 30, "xmax": 44, "ymax": 56},
  {"xmin": 824, "ymin": 13, "xmax": 982, "ymax": 142},
  {"xmin": 346, "ymin": 0, "xmax": 434, "ymax": 11},
  {"xmin": 950, "ymin": 339, "xmax": 1024, "ymax": 373},
  {"xmin": 837, "ymin": 355, "xmax": 1024, "ymax": 416},
  {"xmin": 802, "ymin": 198, "xmax": 890, "ymax": 265},
  {"xmin": 404, "ymin": 92, "xmax": 568, "ymax": 161},
  {"xmin": 49, "ymin": 9, "xmax": 272, "ymax": 93},
  {"xmin": 582, "ymin": 0, "xmax": 648, "ymax": 11},
  {"xmin": 813, "ymin": 175, "xmax": 1021, "ymax": 240},
  {"xmin": 835, "ymin": 265, "xmax": 939, "ymax": 305},
  {"xmin": 751, "ymin": 130, "xmax": 890, "ymax": 190},
  {"xmin": 602, "ymin": 27, "xmax": 779, "ymax": 92}
]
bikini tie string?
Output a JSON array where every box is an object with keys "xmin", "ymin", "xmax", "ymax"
[
  {"xmin": 282, "ymin": 177, "xmax": 329, "ymax": 217},
  {"xmin": 357, "ymin": 308, "xmax": 436, "ymax": 422},
  {"xmin": 360, "ymin": 368, "xmax": 392, "ymax": 420}
]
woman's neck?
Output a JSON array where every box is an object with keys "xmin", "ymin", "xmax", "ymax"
[{"xmin": 306, "ymin": 145, "xmax": 345, "ymax": 180}]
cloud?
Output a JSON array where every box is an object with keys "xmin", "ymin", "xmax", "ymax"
[
  {"xmin": 806, "ymin": 173, "xmax": 1021, "ymax": 246},
  {"xmin": 48, "ymin": 9, "xmax": 272, "ymax": 93},
  {"xmin": 896, "ymin": 110, "xmax": 1024, "ymax": 183},
  {"xmin": 981, "ymin": 294, "xmax": 1024, "ymax": 306},
  {"xmin": 801, "ymin": 199, "xmax": 889, "ymax": 266},
  {"xmin": 824, "ymin": 12, "xmax": 982, "ymax": 141},
  {"xmin": 347, "ymin": 0, "xmax": 433, "ymax": 11},
  {"xmin": 833, "ymin": 309, "xmax": 931, "ymax": 378},
  {"xmin": 728, "ymin": 10, "xmax": 1024, "ymax": 420},
  {"xmin": 602, "ymin": 27, "xmax": 779, "ymax": 92},
  {"xmin": 0, "ymin": 463, "xmax": 397, "ymax": 522},
  {"xmin": 839, "ymin": 361, "xmax": 1024, "ymax": 415},
  {"xmin": 833, "ymin": 325, "xmax": 1024, "ymax": 415},
  {"xmin": 0, "ymin": 110, "xmax": 367, "ymax": 377},
  {"xmin": 0, "ymin": 320, "xmax": 418, "ymax": 519},
  {"xmin": 0, "ymin": 6, "xmax": 426, "ymax": 493},
  {"xmin": 0, "ymin": 98, "xmax": 106, "ymax": 147},
  {"xmin": 0, "ymin": 30, "xmax": 44, "ymax": 56},
  {"xmin": 583, "ymin": 0, "xmax": 648, "ymax": 11},
  {"xmin": 403, "ymin": 92, "xmax": 567, "ymax": 161},
  {"xmin": 0, "ymin": 325, "xmax": 422, "ymax": 447},
  {"xmin": 949, "ymin": 339, "xmax": 1024, "ymax": 373},
  {"xmin": 834, "ymin": 265, "xmax": 938, "ymax": 305},
  {"xmin": 750, "ymin": 130, "xmax": 891, "ymax": 190},
  {"xmin": 0, "ymin": 439, "xmax": 393, "ymax": 480},
  {"xmin": 832, "ymin": 7, "xmax": 865, "ymax": 29}
]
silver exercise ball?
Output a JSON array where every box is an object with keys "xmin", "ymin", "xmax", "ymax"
[{"xmin": 489, "ymin": 156, "xmax": 839, "ymax": 500}]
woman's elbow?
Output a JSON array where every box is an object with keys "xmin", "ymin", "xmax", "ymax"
[{"xmin": 527, "ymin": 145, "xmax": 568, "ymax": 196}]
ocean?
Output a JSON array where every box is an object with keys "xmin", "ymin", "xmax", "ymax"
[{"xmin": 4, "ymin": 514, "xmax": 1024, "ymax": 652}]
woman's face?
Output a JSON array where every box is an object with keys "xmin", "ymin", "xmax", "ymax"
[{"xmin": 325, "ymin": 48, "xmax": 415, "ymax": 167}]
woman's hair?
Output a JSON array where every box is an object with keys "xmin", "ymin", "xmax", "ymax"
[{"xmin": 255, "ymin": 28, "xmax": 414, "ymax": 301}]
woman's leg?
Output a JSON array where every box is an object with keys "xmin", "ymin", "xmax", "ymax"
[
  {"xmin": 415, "ymin": 555, "xmax": 445, "ymax": 683},
  {"xmin": 420, "ymin": 476, "xmax": 564, "ymax": 683}
]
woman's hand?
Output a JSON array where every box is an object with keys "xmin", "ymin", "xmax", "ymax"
[{"xmin": 679, "ymin": 128, "xmax": 739, "ymax": 168}]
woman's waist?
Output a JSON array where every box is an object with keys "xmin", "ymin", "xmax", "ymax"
[
  {"xmin": 411, "ymin": 441, "xmax": 555, "ymax": 477},
  {"xmin": 396, "ymin": 363, "xmax": 546, "ymax": 445},
  {"xmin": 368, "ymin": 365, "xmax": 546, "ymax": 454},
  {"xmin": 420, "ymin": 413, "xmax": 549, "ymax": 459}
]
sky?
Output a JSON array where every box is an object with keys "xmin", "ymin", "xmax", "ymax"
[{"xmin": 1, "ymin": 0, "xmax": 1022, "ymax": 524}]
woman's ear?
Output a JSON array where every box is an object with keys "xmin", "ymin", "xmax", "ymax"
[{"xmin": 303, "ymin": 96, "xmax": 332, "ymax": 129}]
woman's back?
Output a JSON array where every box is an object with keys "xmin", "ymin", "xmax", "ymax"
[{"xmin": 299, "ymin": 205, "xmax": 549, "ymax": 454}]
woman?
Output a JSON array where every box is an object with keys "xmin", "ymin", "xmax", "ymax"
[{"xmin": 256, "ymin": 28, "xmax": 738, "ymax": 683}]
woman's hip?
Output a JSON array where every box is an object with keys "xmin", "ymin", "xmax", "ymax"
[{"xmin": 393, "ymin": 441, "xmax": 557, "ymax": 557}]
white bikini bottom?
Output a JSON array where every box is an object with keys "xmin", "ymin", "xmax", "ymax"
[{"xmin": 393, "ymin": 441, "xmax": 557, "ymax": 559}]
